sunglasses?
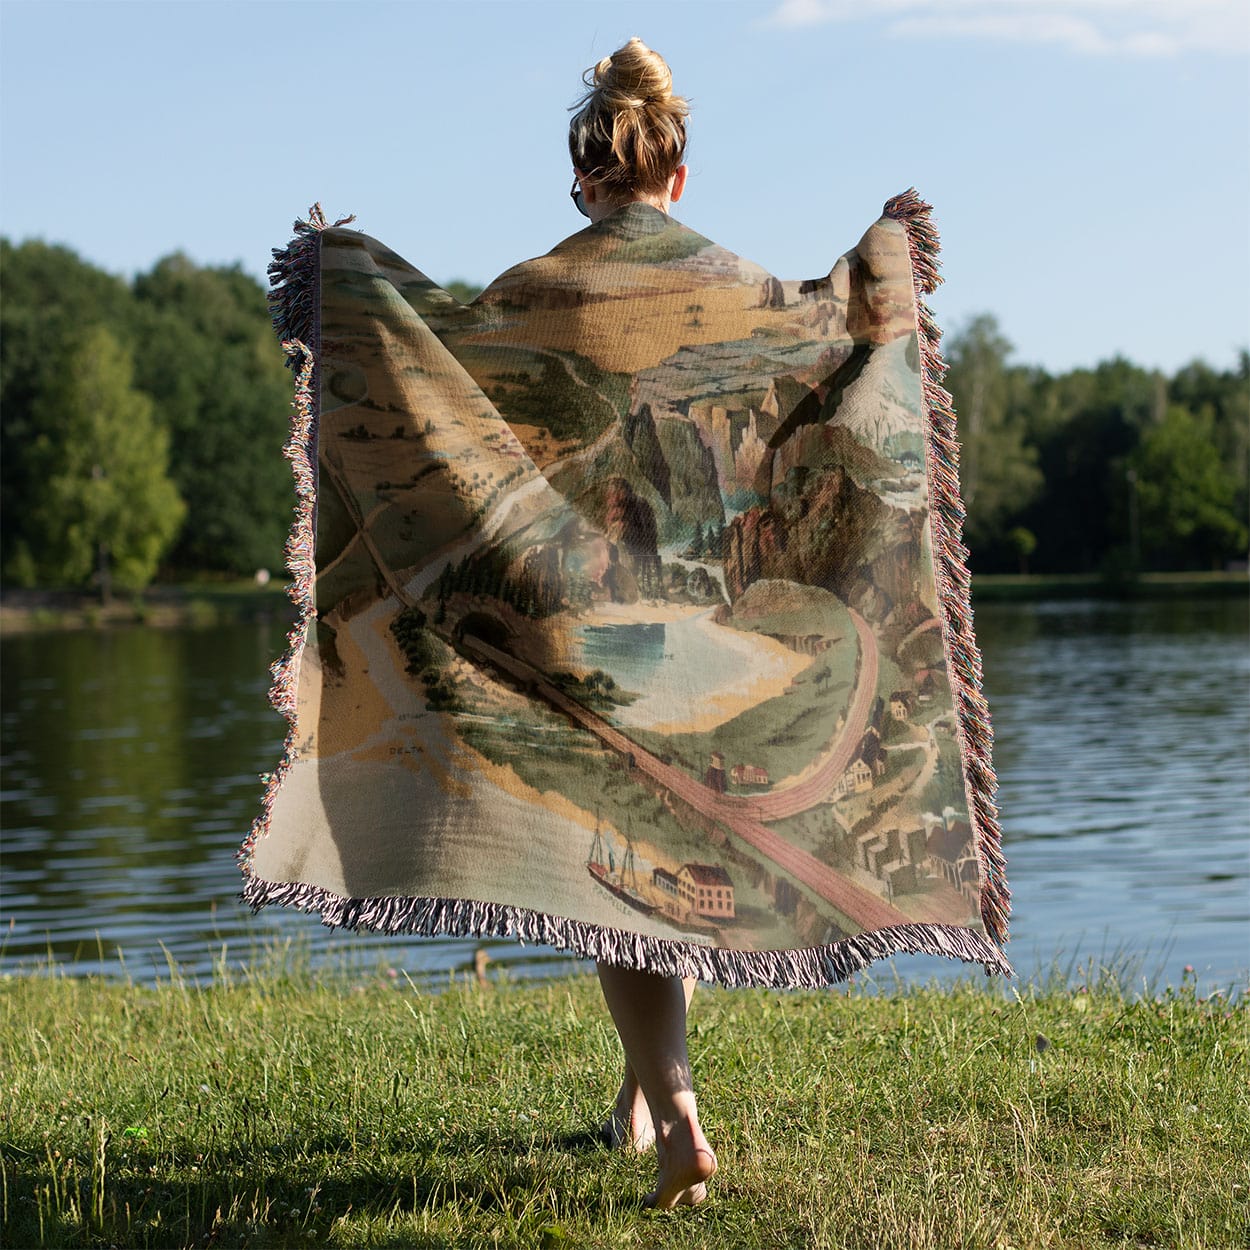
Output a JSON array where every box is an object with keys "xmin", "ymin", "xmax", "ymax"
[{"xmin": 570, "ymin": 176, "xmax": 589, "ymax": 218}]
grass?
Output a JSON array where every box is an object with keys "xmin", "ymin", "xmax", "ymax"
[{"xmin": 1, "ymin": 951, "xmax": 1246, "ymax": 1250}]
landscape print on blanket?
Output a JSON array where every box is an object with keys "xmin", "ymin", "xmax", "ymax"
[{"xmin": 277, "ymin": 204, "xmax": 985, "ymax": 953}]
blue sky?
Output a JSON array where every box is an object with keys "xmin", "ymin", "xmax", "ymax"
[{"xmin": 1, "ymin": 0, "xmax": 1246, "ymax": 374}]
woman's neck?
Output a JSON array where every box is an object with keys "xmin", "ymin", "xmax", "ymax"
[{"xmin": 586, "ymin": 191, "xmax": 670, "ymax": 225}]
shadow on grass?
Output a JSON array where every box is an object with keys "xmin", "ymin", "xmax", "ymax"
[{"xmin": 4, "ymin": 1126, "xmax": 641, "ymax": 1250}]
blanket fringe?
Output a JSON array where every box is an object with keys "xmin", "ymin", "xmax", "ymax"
[
  {"xmin": 238, "ymin": 196, "xmax": 1013, "ymax": 988},
  {"xmin": 240, "ymin": 873, "xmax": 1013, "ymax": 988},
  {"xmin": 236, "ymin": 204, "xmax": 351, "ymax": 876},
  {"xmin": 883, "ymin": 188, "xmax": 1011, "ymax": 948},
  {"xmin": 266, "ymin": 203, "xmax": 355, "ymax": 362}
]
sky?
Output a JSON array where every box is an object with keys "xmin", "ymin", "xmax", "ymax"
[{"xmin": 1, "ymin": 0, "xmax": 1247, "ymax": 376}]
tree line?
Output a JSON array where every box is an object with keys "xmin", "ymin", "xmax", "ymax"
[
  {"xmin": 2, "ymin": 239, "xmax": 295, "ymax": 595},
  {"xmin": 1, "ymin": 238, "xmax": 1245, "ymax": 596},
  {"xmin": 944, "ymin": 315, "xmax": 1247, "ymax": 575}
]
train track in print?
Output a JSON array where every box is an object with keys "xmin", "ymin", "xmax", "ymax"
[
  {"xmin": 456, "ymin": 632, "xmax": 909, "ymax": 933},
  {"xmin": 716, "ymin": 607, "xmax": 879, "ymax": 822}
]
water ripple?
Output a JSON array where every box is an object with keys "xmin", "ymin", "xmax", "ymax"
[{"xmin": 1, "ymin": 599, "xmax": 1246, "ymax": 993}]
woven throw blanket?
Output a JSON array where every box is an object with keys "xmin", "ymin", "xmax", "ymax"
[{"xmin": 238, "ymin": 191, "xmax": 1012, "ymax": 987}]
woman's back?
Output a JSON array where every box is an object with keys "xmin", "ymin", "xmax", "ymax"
[{"xmin": 242, "ymin": 35, "xmax": 1009, "ymax": 1211}]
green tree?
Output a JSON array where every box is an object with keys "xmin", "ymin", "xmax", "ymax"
[
  {"xmin": 1019, "ymin": 357, "xmax": 1162, "ymax": 573},
  {"xmin": 1130, "ymin": 406, "xmax": 1246, "ymax": 570},
  {"xmin": 1, "ymin": 239, "xmax": 139, "ymax": 580},
  {"xmin": 944, "ymin": 315, "xmax": 1043, "ymax": 559},
  {"xmin": 1007, "ymin": 526, "xmax": 1037, "ymax": 575},
  {"xmin": 1169, "ymin": 353, "xmax": 1250, "ymax": 541},
  {"xmin": 444, "ymin": 280, "xmax": 483, "ymax": 304},
  {"xmin": 131, "ymin": 255, "xmax": 292, "ymax": 574},
  {"xmin": 23, "ymin": 327, "xmax": 185, "ymax": 596}
]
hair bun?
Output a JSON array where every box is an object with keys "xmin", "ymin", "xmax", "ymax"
[
  {"xmin": 595, "ymin": 36, "xmax": 673, "ymax": 108},
  {"xmin": 569, "ymin": 37, "xmax": 689, "ymax": 196}
]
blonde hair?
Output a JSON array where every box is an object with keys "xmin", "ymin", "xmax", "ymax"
[{"xmin": 568, "ymin": 37, "xmax": 689, "ymax": 198}]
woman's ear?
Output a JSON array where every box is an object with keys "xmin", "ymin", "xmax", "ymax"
[
  {"xmin": 669, "ymin": 164, "xmax": 689, "ymax": 203},
  {"xmin": 575, "ymin": 168, "xmax": 599, "ymax": 205}
]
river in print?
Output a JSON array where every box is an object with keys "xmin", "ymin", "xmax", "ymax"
[{"xmin": 2, "ymin": 594, "xmax": 1245, "ymax": 993}]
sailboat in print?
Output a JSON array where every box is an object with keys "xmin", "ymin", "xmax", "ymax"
[{"xmin": 587, "ymin": 805, "xmax": 657, "ymax": 917}]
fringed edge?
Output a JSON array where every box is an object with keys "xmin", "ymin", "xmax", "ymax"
[
  {"xmin": 883, "ymin": 188, "xmax": 1011, "ymax": 948},
  {"xmin": 265, "ymin": 203, "xmax": 355, "ymax": 365},
  {"xmin": 237, "ymin": 197, "xmax": 1013, "ymax": 989},
  {"xmin": 240, "ymin": 874, "xmax": 1014, "ymax": 989},
  {"xmin": 236, "ymin": 205, "xmax": 353, "ymax": 878}
]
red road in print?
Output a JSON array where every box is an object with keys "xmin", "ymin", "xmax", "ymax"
[
  {"xmin": 717, "ymin": 607, "xmax": 879, "ymax": 822},
  {"xmin": 458, "ymin": 632, "xmax": 908, "ymax": 932}
]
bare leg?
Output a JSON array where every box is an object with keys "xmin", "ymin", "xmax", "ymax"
[
  {"xmin": 602, "ymin": 1055, "xmax": 654, "ymax": 1151},
  {"xmin": 596, "ymin": 963, "xmax": 717, "ymax": 1208},
  {"xmin": 602, "ymin": 978, "xmax": 696, "ymax": 1152}
]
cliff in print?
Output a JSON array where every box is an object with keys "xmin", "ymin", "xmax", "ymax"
[{"xmin": 298, "ymin": 206, "xmax": 981, "ymax": 949}]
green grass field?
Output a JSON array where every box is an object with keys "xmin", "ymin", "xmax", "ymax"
[{"xmin": 2, "ymin": 950, "xmax": 1245, "ymax": 1249}]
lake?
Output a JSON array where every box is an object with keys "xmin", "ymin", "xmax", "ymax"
[
  {"xmin": 1, "ymin": 596, "xmax": 1246, "ymax": 994},
  {"xmin": 574, "ymin": 606, "xmax": 803, "ymax": 732}
]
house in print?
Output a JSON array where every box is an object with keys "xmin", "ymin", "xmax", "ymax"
[
  {"xmin": 844, "ymin": 757, "xmax": 873, "ymax": 794},
  {"xmin": 704, "ymin": 750, "xmax": 727, "ymax": 794},
  {"xmin": 858, "ymin": 729, "xmax": 888, "ymax": 779},
  {"xmin": 856, "ymin": 824, "xmax": 930, "ymax": 899},
  {"xmin": 889, "ymin": 690, "xmax": 917, "ymax": 721},
  {"xmin": 652, "ymin": 867, "xmax": 680, "ymax": 901},
  {"xmin": 830, "ymin": 755, "xmax": 873, "ymax": 799},
  {"xmin": 652, "ymin": 867, "xmax": 686, "ymax": 924},
  {"xmin": 677, "ymin": 863, "xmax": 735, "ymax": 919},
  {"xmin": 923, "ymin": 807, "xmax": 979, "ymax": 904},
  {"xmin": 731, "ymin": 763, "xmax": 770, "ymax": 786}
]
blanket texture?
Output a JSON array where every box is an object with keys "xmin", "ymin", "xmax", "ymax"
[{"xmin": 238, "ymin": 192, "xmax": 1012, "ymax": 986}]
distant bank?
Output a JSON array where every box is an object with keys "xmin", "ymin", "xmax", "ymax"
[
  {"xmin": 0, "ymin": 570, "xmax": 1245, "ymax": 633},
  {"xmin": 0, "ymin": 581, "xmax": 294, "ymax": 633},
  {"xmin": 969, "ymin": 570, "xmax": 1248, "ymax": 601}
]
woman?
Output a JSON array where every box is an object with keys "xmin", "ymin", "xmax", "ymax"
[
  {"xmin": 245, "ymin": 31, "xmax": 1010, "ymax": 1223},
  {"xmin": 566, "ymin": 37, "xmax": 717, "ymax": 1211}
]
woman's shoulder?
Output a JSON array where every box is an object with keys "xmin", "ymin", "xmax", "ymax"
[{"xmin": 477, "ymin": 204, "xmax": 776, "ymax": 306}]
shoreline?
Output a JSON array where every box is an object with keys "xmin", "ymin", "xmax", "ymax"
[
  {"xmin": 0, "ymin": 582, "xmax": 295, "ymax": 634},
  {"xmin": 0, "ymin": 569, "xmax": 1244, "ymax": 635},
  {"xmin": 970, "ymin": 569, "xmax": 1247, "ymax": 601}
]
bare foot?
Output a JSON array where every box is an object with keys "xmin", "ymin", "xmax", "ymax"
[
  {"xmin": 644, "ymin": 1118, "xmax": 717, "ymax": 1210},
  {"xmin": 601, "ymin": 1079, "xmax": 655, "ymax": 1152}
]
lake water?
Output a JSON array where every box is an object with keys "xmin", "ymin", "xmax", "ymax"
[{"xmin": 1, "ymin": 596, "xmax": 1246, "ymax": 994}]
